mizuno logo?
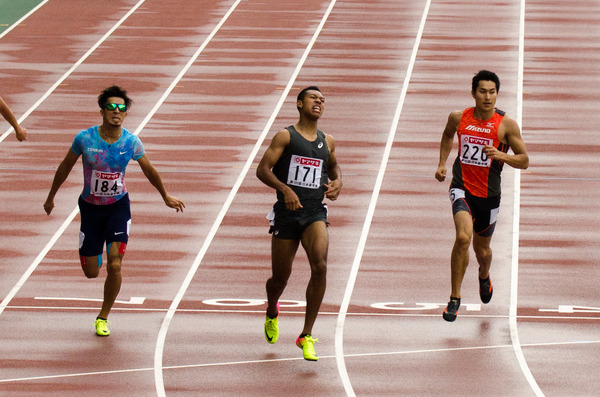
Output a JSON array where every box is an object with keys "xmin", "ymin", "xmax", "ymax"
[{"xmin": 465, "ymin": 125, "xmax": 491, "ymax": 133}]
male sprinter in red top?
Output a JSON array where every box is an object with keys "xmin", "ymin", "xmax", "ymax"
[{"xmin": 435, "ymin": 70, "xmax": 529, "ymax": 322}]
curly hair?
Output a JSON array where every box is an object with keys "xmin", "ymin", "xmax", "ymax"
[{"xmin": 97, "ymin": 85, "xmax": 133, "ymax": 109}]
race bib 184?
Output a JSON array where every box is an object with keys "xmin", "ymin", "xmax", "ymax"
[
  {"xmin": 460, "ymin": 135, "xmax": 492, "ymax": 167},
  {"xmin": 91, "ymin": 170, "xmax": 124, "ymax": 197},
  {"xmin": 287, "ymin": 155, "xmax": 323, "ymax": 189}
]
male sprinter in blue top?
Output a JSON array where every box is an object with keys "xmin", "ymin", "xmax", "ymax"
[
  {"xmin": 44, "ymin": 86, "xmax": 184, "ymax": 336},
  {"xmin": 257, "ymin": 86, "xmax": 342, "ymax": 361}
]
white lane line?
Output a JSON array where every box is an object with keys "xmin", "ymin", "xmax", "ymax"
[
  {"xmin": 509, "ymin": 1, "xmax": 544, "ymax": 396},
  {"xmin": 34, "ymin": 296, "xmax": 146, "ymax": 304},
  {"xmin": 3, "ymin": 339, "xmax": 598, "ymax": 384},
  {"xmin": 0, "ymin": 0, "xmax": 148, "ymax": 143},
  {"xmin": 0, "ymin": 0, "xmax": 50, "ymax": 40},
  {"xmin": 152, "ymin": 1, "xmax": 339, "ymax": 395},
  {"xmin": 334, "ymin": 1, "xmax": 432, "ymax": 396}
]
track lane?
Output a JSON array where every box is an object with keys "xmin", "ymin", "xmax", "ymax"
[
  {"xmin": 156, "ymin": 1, "xmax": 438, "ymax": 395},
  {"xmin": 0, "ymin": 1, "xmax": 261, "ymax": 395},
  {"xmin": 0, "ymin": 0, "xmax": 147, "ymax": 301},
  {"xmin": 517, "ymin": 0, "xmax": 600, "ymax": 395},
  {"xmin": 0, "ymin": 0, "xmax": 238, "ymax": 307},
  {"xmin": 341, "ymin": 0, "xmax": 538, "ymax": 395}
]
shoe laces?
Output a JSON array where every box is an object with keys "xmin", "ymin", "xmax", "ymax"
[
  {"xmin": 302, "ymin": 336, "xmax": 319, "ymax": 347},
  {"xmin": 265, "ymin": 317, "xmax": 277, "ymax": 331},
  {"xmin": 95, "ymin": 319, "xmax": 110, "ymax": 327}
]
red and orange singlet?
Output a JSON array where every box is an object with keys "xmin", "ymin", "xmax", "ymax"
[{"xmin": 451, "ymin": 107, "xmax": 509, "ymax": 198}]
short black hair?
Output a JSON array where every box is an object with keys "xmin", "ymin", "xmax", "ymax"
[
  {"xmin": 297, "ymin": 86, "xmax": 321, "ymax": 103},
  {"xmin": 296, "ymin": 86, "xmax": 321, "ymax": 112},
  {"xmin": 472, "ymin": 70, "xmax": 500, "ymax": 92},
  {"xmin": 97, "ymin": 85, "xmax": 132, "ymax": 109}
]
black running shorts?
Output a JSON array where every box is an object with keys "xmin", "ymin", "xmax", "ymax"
[
  {"xmin": 78, "ymin": 194, "xmax": 131, "ymax": 257},
  {"xmin": 268, "ymin": 202, "xmax": 328, "ymax": 240},
  {"xmin": 450, "ymin": 188, "xmax": 500, "ymax": 237}
]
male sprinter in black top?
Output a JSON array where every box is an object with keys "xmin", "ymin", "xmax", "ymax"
[{"xmin": 256, "ymin": 86, "xmax": 342, "ymax": 361}]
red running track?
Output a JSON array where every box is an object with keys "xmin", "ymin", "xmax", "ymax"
[{"xmin": 0, "ymin": 0, "xmax": 599, "ymax": 396}]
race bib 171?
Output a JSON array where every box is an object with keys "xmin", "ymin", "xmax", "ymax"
[{"xmin": 287, "ymin": 155, "xmax": 323, "ymax": 189}]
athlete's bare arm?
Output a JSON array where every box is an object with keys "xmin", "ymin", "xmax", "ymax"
[
  {"xmin": 435, "ymin": 110, "xmax": 462, "ymax": 182},
  {"xmin": 484, "ymin": 115, "xmax": 529, "ymax": 170},
  {"xmin": 44, "ymin": 149, "xmax": 80, "ymax": 215},
  {"xmin": 0, "ymin": 96, "xmax": 27, "ymax": 141},
  {"xmin": 256, "ymin": 129, "xmax": 303, "ymax": 211},
  {"xmin": 324, "ymin": 134, "xmax": 342, "ymax": 201},
  {"xmin": 137, "ymin": 154, "xmax": 185, "ymax": 212}
]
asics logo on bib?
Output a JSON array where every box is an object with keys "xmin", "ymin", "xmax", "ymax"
[{"xmin": 465, "ymin": 125, "xmax": 491, "ymax": 133}]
